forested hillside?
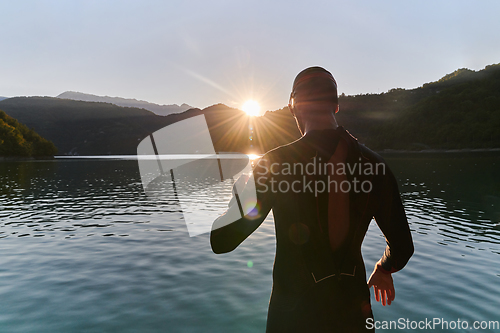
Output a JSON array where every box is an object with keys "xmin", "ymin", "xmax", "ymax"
[
  {"xmin": 0, "ymin": 110, "xmax": 57, "ymax": 157},
  {"xmin": 330, "ymin": 63, "xmax": 500, "ymax": 150},
  {"xmin": 370, "ymin": 64, "xmax": 500, "ymax": 150},
  {"xmin": 0, "ymin": 98, "xmax": 176, "ymax": 155}
]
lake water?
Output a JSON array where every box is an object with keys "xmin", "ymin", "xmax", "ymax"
[{"xmin": 0, "ymin": 153, "xmax": 499, "ymax": 332}]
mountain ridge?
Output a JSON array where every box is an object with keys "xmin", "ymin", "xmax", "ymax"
[
  {"xmin": 0, "ymin": 63, "xmax": 498, "ymax": 155},
  {"xmin": 56, "ymin": 91, "xmax": 193, "ymax": 116}
]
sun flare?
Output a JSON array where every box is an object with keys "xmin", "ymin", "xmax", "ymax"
[
  {"xmin": 242, "ymin": 100, "xmax": 261, "ymax": 116},
  {"xmin": 247, "ymin": 154, "xmax": 261, "ymax": 160}
]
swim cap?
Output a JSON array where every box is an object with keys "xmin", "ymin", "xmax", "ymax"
[
  {"xmin": 292, "ymin": 67, "xmax": 337, "ymax": 93},
  {"xmin": 290, "ymin": 67, "xmax": 338, "ymax": 111}
]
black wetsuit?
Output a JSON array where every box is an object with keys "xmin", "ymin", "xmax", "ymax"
[{"xmin": 211, "ymin": 127, "xmax": 414, "ymax": 332}]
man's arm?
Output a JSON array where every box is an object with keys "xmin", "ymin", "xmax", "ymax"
[
  {"xmin": 368, "ymin": 165, "xmax": 414, "ymax": 305},
  {"xmin": 373, "ymin": 166, "xmax": 414, "ymax": 273},
  {"xmin": 210, "ymin": 156, "xmax": 275, "ymax": 254}
]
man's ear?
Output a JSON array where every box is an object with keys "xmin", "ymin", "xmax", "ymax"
[{"xmin": 288, "ymin": 104, "xmax": 295, "ymax": 117}]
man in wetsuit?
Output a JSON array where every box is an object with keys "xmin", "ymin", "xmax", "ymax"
[{"xmin": 211, "ymin": 67, "xmax": 414, "ymax": 332}]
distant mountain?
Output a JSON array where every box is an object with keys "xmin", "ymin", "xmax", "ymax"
[
  {"xmin": 56, "ymin": 91, "xmax": 192, "ymax": 116},
  {"xmin": 0, "ymin": 109, "xmax": 57, "ymax": 157},
  {"xmin": 0, "ymin": 97, "xmax": 8, "ymax": 101}
]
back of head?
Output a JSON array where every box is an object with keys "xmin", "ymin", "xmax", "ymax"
[{"xmin": 290, "ymin": 67, "xmax": 338, "ymax": 112}]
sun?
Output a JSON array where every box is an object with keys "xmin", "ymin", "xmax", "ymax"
[{"xmin": 242, "ymin": 100, "xmax": 261, "ymax": 116}]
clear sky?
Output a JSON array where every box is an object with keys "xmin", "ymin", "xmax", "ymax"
[{"xmin": 1, "ymin": 0, "xmax": 499, "ymax": 114}]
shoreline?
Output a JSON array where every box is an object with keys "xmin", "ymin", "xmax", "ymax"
[
  {"xmin": 2, "ymin": 148, "xmax": 500, "ymax": 162},
  {"xmin": 377, "ymin": 148, "xmax": 500, "ymax": 154},
  {"xmin": 0, "ymin": 156, "xmax": 55, "ymax": 162}
]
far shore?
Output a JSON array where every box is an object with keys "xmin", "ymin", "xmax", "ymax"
[
  {"xmin": 1, "ymin": 148, "xmax": 500, "ymax": 162},
  {"xmin": 377, "ymin": 148, "xmax": 500, "ymax": 154},
  {"xmin": 0, "ymin": 156, "xmax": 55, "ymax": 162}
]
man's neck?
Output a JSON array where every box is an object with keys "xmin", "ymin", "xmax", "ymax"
[{"xmin": 302, "ymin": 115, "xmax": 338, "ymax": 134}]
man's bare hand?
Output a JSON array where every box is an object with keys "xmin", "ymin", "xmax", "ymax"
[{"xmin": 367, "ymin": 261, "xmax": 395, "ymax": 306}]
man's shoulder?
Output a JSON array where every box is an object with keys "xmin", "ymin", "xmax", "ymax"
[
  {"xmin": 261, "ymin": 136, "xmax": 304, "ymax": 161},
  {"xmin": 358, "ymin": 143, "xmax": 385, "ymax": 164},
  {"xmin": 335, "ymin": 127, "xmax": 385, "ymax": 164},
  {"xmin": 339, "ymin": 129, "xmax": 396, "ymax": 182}
]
